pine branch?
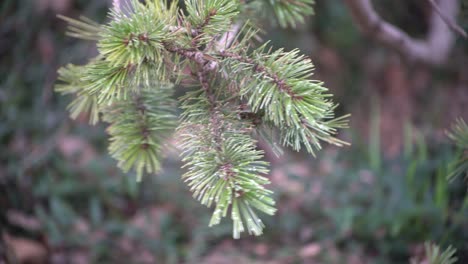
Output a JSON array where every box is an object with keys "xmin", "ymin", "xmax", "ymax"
[
  {"xmin": 447, "ymin": 118, "xmax": 468, "ymax": 183},
  {"xmin": 447, "ymin": 118, "xmax": 468, "ymax": 148},
  {"xmin": 56, "ymin": 64, "xmax": 100, "ymax": 125},
  {"xmin": 102, "ymin": 85, "xmax": 177, "ymax": 181},
  {"xmin": 178, "ymin": 89, "xmax": 276, "ymax": 238},
  {"xmin": 219, "ymin": 50, "xmax": 302, "ymax": 99},
  {"xmin": 173, "ymin": 13, "xmax": 276, "ymax": 236},
  {"xmin": 56, "ymin": 0, "xmax": 349, "ymax": 238},
  {"xmin": 183, "ymin": 0, "xmax": 240, "ymax": 47},
  {"xmin": 57, "ymin": 15, "xmax": 101, "ymax": 41},
  {"xmin": 411, "ymin": 242, "xmax": 458, "ymax": 264},
  {"xmin": 243, "ymin": 0, "xmax": 315, "ymax": 28},
  {"xmin": 99, "ymin": 1, "xmax": 178, "ymax": 68},
  {"xmin": 218, "ymin": 41, "xmax": 349, "ymax": 154}
]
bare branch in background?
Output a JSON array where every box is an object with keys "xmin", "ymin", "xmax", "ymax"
[
  {"xmin": 112, "ymin": 0, "xmax": 122, "ymax": 11},
  {"xmin": 112, "ymin": 0, "xmax": 134, "ymax": 16},
  {"xmin": 344, "ymin": 0, "xmax": 462, "ymax": 66},
  {"xmin": 427, "ymin": 0, "xmax": 467, "ymax": 38}
]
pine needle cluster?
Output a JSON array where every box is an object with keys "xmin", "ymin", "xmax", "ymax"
[
  {"xmin": 447, "ymin": 118, "xmax": 468, "ymax": 184},
  {"xmin": 411, "ymin": 242, "xmax": 458, "ymax": 264},
  {"xmin": 55, "ymin": 0, "xmax": 349, "ymax": 238}
]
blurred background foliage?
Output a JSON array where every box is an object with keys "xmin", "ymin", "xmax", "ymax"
[{"xmin": 1, "ymin": 0, "xmax": 467, "ymax": 263}]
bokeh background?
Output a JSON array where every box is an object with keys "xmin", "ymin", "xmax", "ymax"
[{"xmin": 1, "ymin": 0, "xmax": 467, "ymax": 263}]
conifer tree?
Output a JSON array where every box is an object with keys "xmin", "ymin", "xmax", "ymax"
[{"xmin": 56, "ymin": 0, "xmax": 349, "ymax": 238}]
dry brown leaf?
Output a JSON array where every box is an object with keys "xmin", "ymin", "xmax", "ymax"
[
  {"xmin": 299, "ymin": 243, "xmax": 322, "ymax": 259},
  {"xmin": 6, "ymin": 210, "xmax": 42, "ymax": 232},
  {"xmin": 3, "ymin": 233, "xmax": 48, "ymax": 264},
  {"xmin": 57, "ymin": 135, "xmax": 97, "ymax": 166},
  {"xmin": 253, "ymin": 243, "xmax": 268, "ymax": 257}
]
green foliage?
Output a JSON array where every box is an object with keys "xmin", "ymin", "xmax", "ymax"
[
  {"xmin": 55, "ymin": 0, "xmax": 346, "ymax": 238},
  {"xmin": 448, "ymin": 118, "xmax": 468, "ymax": 148},
  {"xmin": 56, "ymin": 64, "xmax": 100, "ymax": 124},
  {"xmin": 323, "ymin": 146, "xmax": 463, "ymax": 241},
  {"xmin": 315, "ymin": 121, "xmax": 468, "ymax": 261},
  {"xmin": 99, "ymin": 1, "xmax": 178, "ymax": 68},
  {"xmin": 447, "ymin": 118, "xmax": 468, "ymax": 183},
  {"xmin": 220, "ymin": 42, "xmax": 349, "ymax": 155},
  {"xmin": 102, "ymin": 86, "xmax": 177, "ymax": 181},
  {"xmin": 29, "ymin": 150, "xmax": 200, "ymax": 263},
  {"xmin": 5, "ymin": 0, "xmax": 468, "ymax": 262},
  {"xmin": 185, "ymin": 0, "xmax": 240, "ymax": 36},
  {"xmin": 244, "ymin": 0, "xmax": 315, "ymax": 28},
  {"xmin": 411, "ymin": 243, "xmax": 458, "ymax": 264},
  {"xmin": 178, "ymin": 89, "xmax": 276, "ymax": 238}
]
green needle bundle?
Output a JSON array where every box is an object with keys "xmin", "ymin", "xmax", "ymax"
[{"xmin": 56, "ymin": 0, "xmax": 349, "ymax": 238}]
